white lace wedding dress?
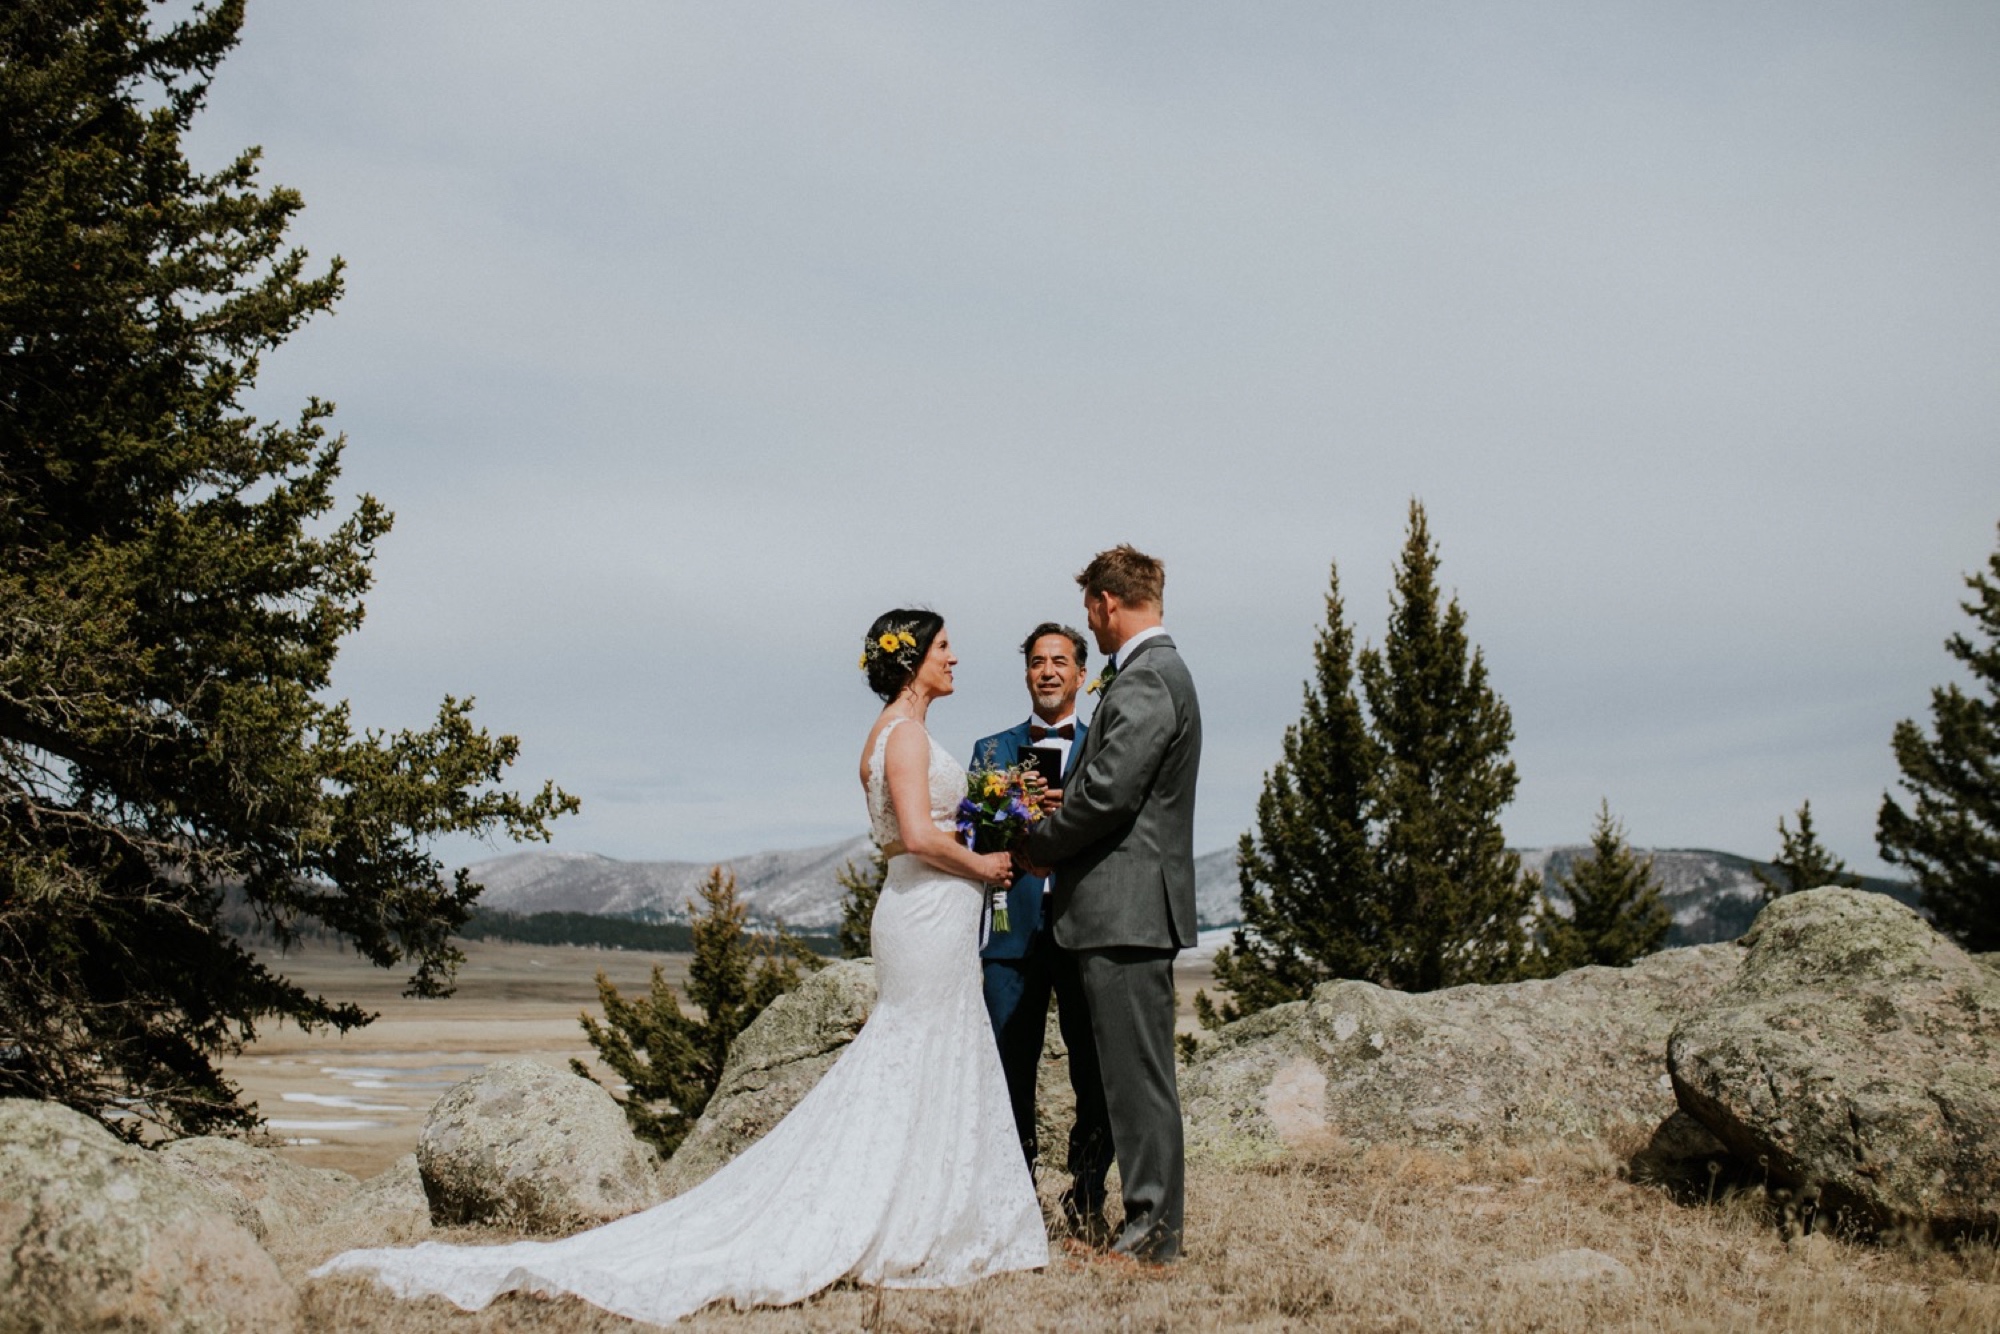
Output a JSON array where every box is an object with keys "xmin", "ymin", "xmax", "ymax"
[{"xmin": 312, "ymin": 719, "xmax": 1047, "ymax": 1323}]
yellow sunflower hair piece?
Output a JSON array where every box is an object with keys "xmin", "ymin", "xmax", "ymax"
[{"xmin": 860, "ymin": 620, "xmax": 928, "ymax": 675}]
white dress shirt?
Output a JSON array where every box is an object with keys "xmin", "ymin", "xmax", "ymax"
[{"xmin": 1113, "ymin": 624, "xmax": 1168, "ymax": 672}]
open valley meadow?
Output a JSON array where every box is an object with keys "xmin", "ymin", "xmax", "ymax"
[
  {"xmin": 228, "ymin": 939, "xmax": 700, "ymax": 1179},
  {"xmin": 236, "ymin": 941, "xmax": 2000, "ymax": 1332},
  {"xmin": 228, "ymin": 939, "xmax": 1217, "ymax": 1180}
]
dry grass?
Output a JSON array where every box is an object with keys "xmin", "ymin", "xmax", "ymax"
[{"xmin": 288, "ymin": 1130, "xmax": 2000, "ymax": 1333}]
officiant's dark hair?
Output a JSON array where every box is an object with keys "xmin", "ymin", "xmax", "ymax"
[
  {"xmin": 1020, "ymin": 622, "xmax": 1087, "ymax": 668},
  {"xmin": 1077, "ymin": 544, "xmax": 1164, "ymax": 610},
  {"xmin": 863, "ymin": 608, "xmax": 945, "ymax": 702}
]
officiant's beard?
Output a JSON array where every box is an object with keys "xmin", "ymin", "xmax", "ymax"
[{"xmin": 1032, "ymin": 687, "xmax": 1072, "ymax": 714}]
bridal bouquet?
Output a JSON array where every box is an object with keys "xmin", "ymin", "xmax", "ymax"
[{"xmin": 957, "ymin": 764, "xmax": 1043, "ymax": 932}]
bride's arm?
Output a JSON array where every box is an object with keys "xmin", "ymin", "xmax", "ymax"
[{"xmin": 883, "ymin": 724, "xmax": 1014, "ymax": 886}]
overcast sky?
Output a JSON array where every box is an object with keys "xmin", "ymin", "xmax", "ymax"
[{"xmin": 186, "ymin": 2, "xmax": 2000, "ymax": 875}]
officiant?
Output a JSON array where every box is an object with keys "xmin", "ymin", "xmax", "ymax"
[{"xmin": 969, "ymin": 623, "xmax": 1114, "ymax": 1237}]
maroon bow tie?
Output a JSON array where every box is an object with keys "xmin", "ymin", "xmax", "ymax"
[{"xmin": 1029, "ymin": 723, "xmax": 1075, "ymax": 742}]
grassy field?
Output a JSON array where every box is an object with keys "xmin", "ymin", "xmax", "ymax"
[
  {"xmin": 290, "ymin": 1135, "xmax": 2000, "ymax": 1332},
  {"xmin": 240, "ymin": 941, "xmax": 1998, "ymax": 1331}
]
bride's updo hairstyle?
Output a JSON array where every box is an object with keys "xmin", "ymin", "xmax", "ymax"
[{"xmin": 860, "ymin": 609, "xmax": 944, "ymax": 702}]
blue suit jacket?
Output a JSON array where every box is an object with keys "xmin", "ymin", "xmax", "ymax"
[{"xmin": 970, "ymin": 718, "xmax": 1087, "ymax": 960}]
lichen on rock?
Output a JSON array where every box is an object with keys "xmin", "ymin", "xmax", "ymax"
[
  {"xmin": 1180, "ymin": 944, "xmax": 1744, "ymax": 1163},
  {"xmin": 157, "ymin": 1136, "xmax": 355, "ymax": 1244},
  {"xmin": 289, "ymin": 1153, "xmax": 433, "ymax": 1265},
  {"xmin": 1668, "ymin": 888, "xmax": 2000, "ymax": 1236},
  {"xmin": 417, "ymin": 1059, "xmax": 665, "ymax": 1232},
  {"xmin": 0, "ymin": 1099, "xmax": 298, "ymax": 1333}
]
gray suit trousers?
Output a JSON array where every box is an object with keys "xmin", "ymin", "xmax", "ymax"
[{"xmin": 1076, "ymin": 945, "xmax": 1183, "ymax": 1262}]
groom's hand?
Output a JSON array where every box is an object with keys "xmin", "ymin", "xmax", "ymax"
[{"xmin": 1013, "ymin": 848, "xmax": 1051, "ymax": 879}]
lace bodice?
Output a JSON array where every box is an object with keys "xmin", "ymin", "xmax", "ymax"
[{"xmin": 866, "ymin": 718, "xmax": 965, "ymax": 849}]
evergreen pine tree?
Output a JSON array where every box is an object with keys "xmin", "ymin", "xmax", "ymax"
[
  {"xmin": 1878, "ymin": 522, "xmax": 2000, "ymax": 950},
  {"xmin": 1203, "ymin": 561, "xmax": 1383, "ymax": 1025},
  {"xmin": 836, "ymin": 845, "xmax": 886, "ymax": 959},
  {"xmin": 1542, "ymin": 802, "xmax": 1669, "ymax": 970},
  {"xmin": 1754, "ymin": 800, "xmax": 1860, "ymax": 900},
  {"xmin": 1204, "ymin": 502, "xmax": 1539, "ymax": 1021},
  {"xmin": 573, "ymin": 966, "xmax": 702, "ymax": 1156},
  {"xmin": 575, "ymin": 867, "xmax": 821, "ymax": 1157},
  {"xmin": 0, "ymin": 0, "xmax": 574, "ymax": 1138},
  {"xmin": 1359, "ymin": 500, "xmax": 1538, "ymax": 990}
]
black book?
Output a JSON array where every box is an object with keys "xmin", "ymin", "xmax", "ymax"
[{"xmin": 1020, "ymin": 745, "xmax": 1067, "ymax": 788}]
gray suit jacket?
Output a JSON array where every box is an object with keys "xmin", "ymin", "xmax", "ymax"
[{"xmin": 1022, "ymin": 633, "xmax": 1201, "ymax": 951}]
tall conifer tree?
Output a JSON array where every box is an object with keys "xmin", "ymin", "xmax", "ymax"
[
  {"xmin": 0, "ymin": 1, "xmax": 574, "ymax": 1137},
  {"xmin": 1878, "ymin": 522, "xmax": 2000, "ymax": 950},
  {"xmin": 1205, "ymin": 562, "xmax": 1383, "ymax": 1022},
  {"xmin": 1360, "ymin": 501, "xmax": 1538, "ymax": 990},
  {"xmin": 1542, "ymin": 802, "xmax": 1669, "ymax": 970},
  {"xmin": 1206, "ymin": 503, "xmax": 1539, "ymax": 1020},
  {"xmin": 1753, "ymin": 800, "xmax": 1860, "ymax": 900}
]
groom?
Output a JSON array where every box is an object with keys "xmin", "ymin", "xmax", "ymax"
[{"xmin": 1019, "ymin": 544, "xmax": 1200, "ymax": 1264}]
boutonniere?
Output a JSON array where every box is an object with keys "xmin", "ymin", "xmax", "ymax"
[{"xmin": 1086, "ymin": 662, "xmax": 1119, "ymax": 695}]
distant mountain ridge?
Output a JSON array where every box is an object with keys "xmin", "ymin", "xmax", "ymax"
[
  {"xmin": 468, "ymin": 838, "xmax": 1240, "ymax": 932},
  {"xmin": 466, "ymin": 839, "xmax": 1912, "ymax": 945},
  {"xmin": 1521, "ymin": 846, "xmax": 1915, "ymax": 947},
  {"xmin": 467, "ymin": 838, "xmax": 878, "ymax": 931}
]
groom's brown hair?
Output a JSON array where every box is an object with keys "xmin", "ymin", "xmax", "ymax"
[{"xmin": 1077, "ymin": 544, "xmax": 1164, "ymax": 610}]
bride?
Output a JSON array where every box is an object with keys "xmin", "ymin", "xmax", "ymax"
[{"xmin": 312, "ymin": 609, "xmax": 1049, "ymax": 1323}]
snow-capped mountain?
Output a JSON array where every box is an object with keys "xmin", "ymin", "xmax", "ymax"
[
  {"xmin": 466, "ymin": 839, "xmax": 1911, "ymax": 944},
  {"xmin": 1519, "ymin": 846, "xmax": 1916, "ymax": 947},
  {"xmin": 468, "ymin": 837, "xmax": 878, "ymax": 930},
  {"xmin": 469, "ymin": 837, "xmax": 1244, "ymax": 931}
]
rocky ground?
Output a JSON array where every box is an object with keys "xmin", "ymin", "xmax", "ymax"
[{"xmin": 5, "ymin": 889, "xmax": 1997, "ymax": 1331}]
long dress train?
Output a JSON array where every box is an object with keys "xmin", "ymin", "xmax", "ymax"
[{"xmin": 311, "ymin": 719, "xmax": 1047, "ymax": 1324}]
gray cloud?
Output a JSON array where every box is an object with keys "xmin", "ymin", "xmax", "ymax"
[{"xmin": 192, "ymin": 2, "xmax": 2000, "ymax": 872}]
